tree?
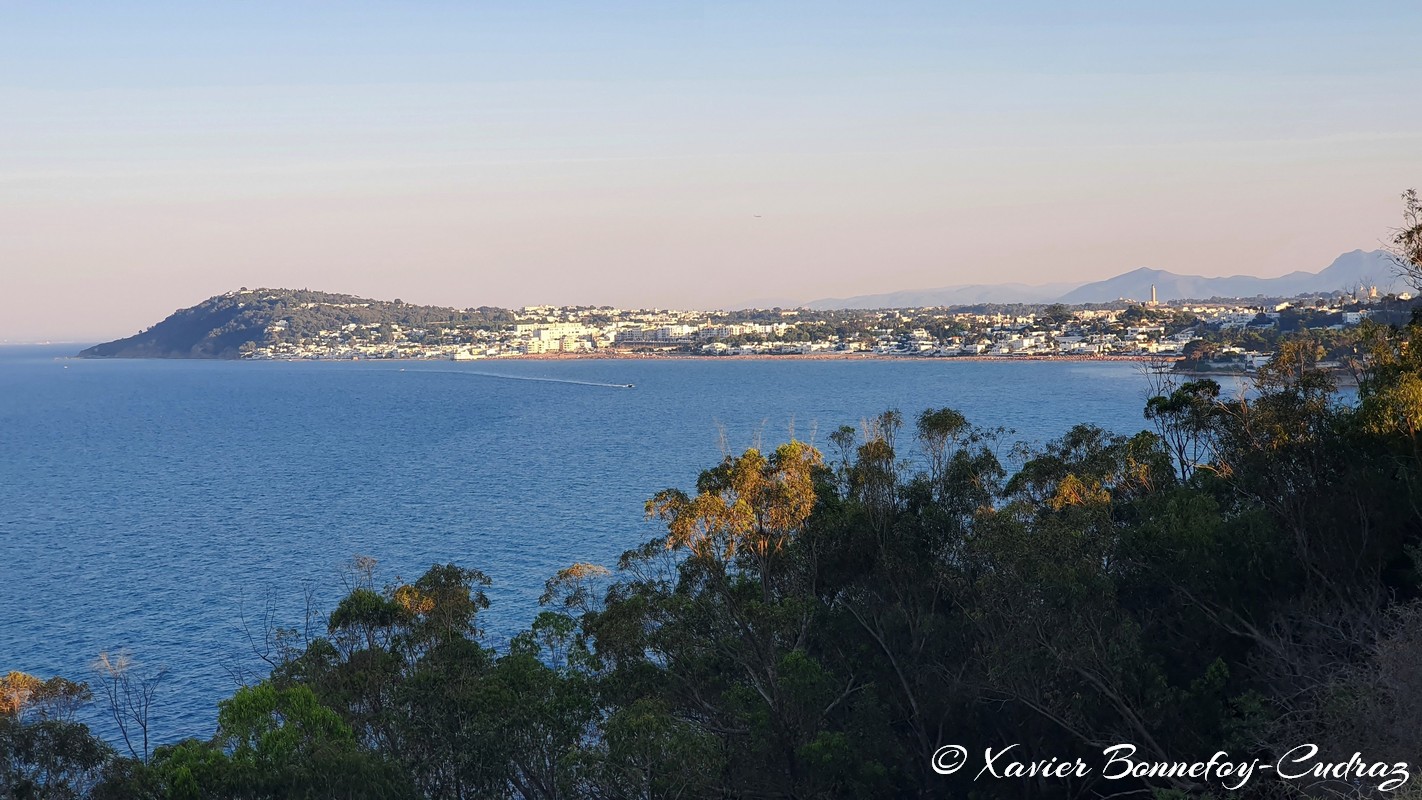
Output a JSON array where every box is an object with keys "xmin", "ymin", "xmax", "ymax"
[
  {"xmin": 1040, "ymin": 303, "xmax": 1072, "ymax": 326},
  {"xmin": 0, "ymin": 671, "xmax": 116, "ymax": 800},
  {"xmin": 1181, "ymin": 338, "xmax": 1218, "ymax": 363},
  {"xmin": 144, "ymin": 682, "xmax": 412, "ymax": 800},
  {"xmin": 92, "ymin": 652, "xmax": 167, "ymax": 764},
  {"xmin": 1145, "ymin": 375, "xmax": 1222, "ymax": 481},
  {"xmin": 619, "ymin": 441, "xmax": 875, "ymax": 797},
  {"xmin": 1390, "ymin": 188, "xmax": 1422, "ymax": 289},
  {"xmin": 647, "ymin": 440, "xmax": 822, "ymax": 593},
  {"xmin": 0, "ymin": 714, "xmax": 116, "ymax": 800},
  {"xmin": 1, "ymin": 671, "xmax": 90, "ymax": 722}
]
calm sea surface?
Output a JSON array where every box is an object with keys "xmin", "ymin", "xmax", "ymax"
[{"xmin": 2, "ymin": 344, "xmax": 1170, "ymax": 743}]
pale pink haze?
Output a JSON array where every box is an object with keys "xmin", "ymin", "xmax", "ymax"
[{"xmin": 1, "ymin": 2, "xmax": 1419, "ymax": 341}]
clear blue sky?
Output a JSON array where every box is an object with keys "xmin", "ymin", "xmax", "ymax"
[{"xmin": 2, "ymin": 1, "xmax": 1419, "ymax": 340}]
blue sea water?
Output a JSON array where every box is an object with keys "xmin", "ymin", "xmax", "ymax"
[{"xmin": 1, "ymin": 344, "xmax": 1168, "ymax": 744}]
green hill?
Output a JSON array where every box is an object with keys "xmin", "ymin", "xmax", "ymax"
[{"xmin": 78, "ymin": 289, "xmax": 514, "ymax": 359}]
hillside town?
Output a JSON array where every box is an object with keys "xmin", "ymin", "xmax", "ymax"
[{"xmin": 241, "ymin": 287, "xmax": 1413, "ymax": 369}]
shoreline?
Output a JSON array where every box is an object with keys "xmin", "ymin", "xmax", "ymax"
[
  {"xmin": 309, "ymin": 352, "xmax": 1179, "ymax": 364},
  {"xmin": 73, "ymin": 351, "xmax": 1181, "ymax": 364}
]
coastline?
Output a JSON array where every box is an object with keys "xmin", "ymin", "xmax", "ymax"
[
  {"xmin": 73, "ymin": 348, "xmax": 1180, "ymax": 364},
  {"xmin": 391, "ymin": 352, "xmax": 1176, "ymax": 364}
]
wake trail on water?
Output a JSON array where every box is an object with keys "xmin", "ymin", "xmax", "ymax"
[{"xmin": 396, "ymin": 368, "xmax": 635, "ymax": 389}]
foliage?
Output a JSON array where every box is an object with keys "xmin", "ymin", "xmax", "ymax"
[
  {"xmin": 78, "ymin": 289, "xmax": 515, "ymax": 359},
  {"xmin": 1392, "ymin": 188, "xmax": 1422, "ymax": 289}
]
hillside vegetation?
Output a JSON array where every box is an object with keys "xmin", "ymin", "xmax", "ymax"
[{"xmin": 78, "ymin": 290, "xmax": 513, "ymax": 359}]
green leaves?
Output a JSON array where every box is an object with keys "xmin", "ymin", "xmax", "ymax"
[
  {"xmin": 217, "ymin": 684, "xmax": 353, "ymax": 767},
  {"xmin": 139, "ymin": 683, "xmax": 412, "ymax": 800}
]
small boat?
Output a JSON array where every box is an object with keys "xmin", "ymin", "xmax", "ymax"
[{"xmin": 625, "ymin": 383, "xmax": 635, "ymax": 388}]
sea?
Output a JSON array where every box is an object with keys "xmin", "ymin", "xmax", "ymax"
[{"xmin": 1, "ymin": 344, "xmax": 1185, "ymax": 745}]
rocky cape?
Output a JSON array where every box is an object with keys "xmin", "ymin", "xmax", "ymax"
[{"xmin": 78, "ymin": 289, "xmax": 512, "ymax": 359}]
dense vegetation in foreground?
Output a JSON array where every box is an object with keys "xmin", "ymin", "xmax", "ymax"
[{"xmin": 10, "ymin": 316, "xmax": 1422, "ymax": 799}]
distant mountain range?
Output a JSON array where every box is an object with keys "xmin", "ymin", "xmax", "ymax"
[
  {"xmin": 805, "ymin": 250, "xmax": 1406, "ymax": 309},
  {"xmin": 806, "ymin": 282, "xmax": 1077, "ymax": 309}
]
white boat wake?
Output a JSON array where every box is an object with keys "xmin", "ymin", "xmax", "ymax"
[{"xmin": 398, "ymin": 368, "xmax": 634, "ymax": 389}]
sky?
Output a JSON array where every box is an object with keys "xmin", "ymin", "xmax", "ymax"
[{"xmin": 2, "ymin": 2, "xmax": 1420, "ymax": 341}]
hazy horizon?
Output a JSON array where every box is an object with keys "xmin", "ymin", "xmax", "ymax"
[{"xmin": 3, "ymin": 2, "xmax": 1420, "ymax": 341}]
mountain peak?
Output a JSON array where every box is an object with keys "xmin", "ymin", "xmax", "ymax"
[
  {"xmin": 811, "ymin": 250, "xmax": 1409, "ymax": 309},
  {"xmin": 1058, "ymin": 250, "xmax": 1402, "ymax": 304}
]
